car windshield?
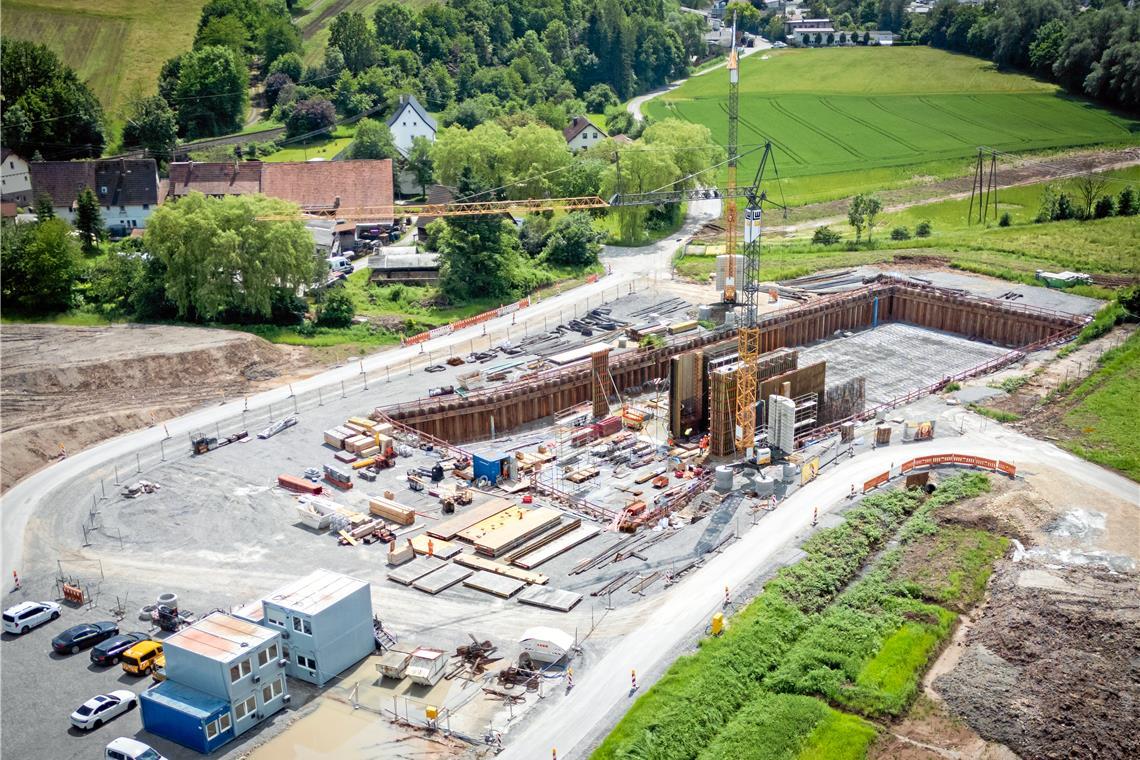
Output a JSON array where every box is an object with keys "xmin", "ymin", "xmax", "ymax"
[{"xmin": 138, "ymin": 750, "xmax": 162, "ymax": 760}]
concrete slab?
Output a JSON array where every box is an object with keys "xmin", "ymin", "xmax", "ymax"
[
  {"xmin": 412, "ymin": 564, "xmax": 473, "ymax": 594},
  {"xmin": 517, "ymin": 586, "xmax": 583, "ymax": 612},
  {"xmin": 463, "ymin": 570, "xmax": 527, "ymax": 598},
  {"xmin": 387, "ymin": 556, "xmax": 446, "ymax": 585}
]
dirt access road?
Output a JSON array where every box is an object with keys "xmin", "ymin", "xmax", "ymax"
[{"xmin": 0, "ymin": 324, "xmax": 315, "ymax": 492}]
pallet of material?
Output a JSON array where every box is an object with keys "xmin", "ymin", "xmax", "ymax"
[
  {"xmin": 278, "ymin": 474, "xmax": 322, "ymax": 495},
  {"xmin": 369, "ymin": 497, "xmax": 416, "ymax": 525},
  {"xmin": 453, "ymin": 554, "xmax": 548, "ymax": 585},
  {"xmin": 473, "ymin": 507, "xmax": 562, "ymax": 557},
  {"xmin": 387, "ymin": 556, "xmax": 446, "ymax": 585},
  {"xmin": 463, "ymin": 570, "xmax": 527, "ymax": 599},
  {"xmin": 517, "ymin": 586, "xmax": 582, "ymax": 612},
  {"xmin": 412, "ymin": 564, "xmax": 473, "ymax": 595},
  {"xmin": 513, "ymin": 524, "xmax": 602, "ymax": 570},
  {"xmin": 457, "ymin": 506, "xmax": 529, "ymax": 543},
  {"xmin": 344, "ymin": 435, "xmax": 371, "ymax": 454},
  {"xmin": 344, "ymin": 422, "xmax": 371, "ymax": 435},
  {"xmin": 323, "ymin": 428, "xmax": 353, "ymax": 449},
  {"xmin": 565, "ymin": 467, "xmax": 599, "ymax": 484},
  {"xmin": 427, "ymin": 498, "xmax": 514, "ymax": 540},
  {"xmin": 501, "ymin": 519, "xmax": 580, "ymax": 564},
  {"xmin": 409, "ymin": 534, "xmax": 461, "ymax": 559},
  {"xmin": 359, "ymin": 445, "xmax": 381, "ymax": 458},
  {"xmin": 347, "ymin": 416, "xmax": 377, "ymax": 431},
  {"xmin": 335, "ymin": 450, "xmax": 358, "ymax": 464}
]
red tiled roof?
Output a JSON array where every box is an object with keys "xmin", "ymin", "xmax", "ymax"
[
  {"xmin": 167, "ymin": 161, "xmax": 262, "ymax": 198},
  {"xmin": 29, "ymin": 159, "xmax": 158, "ymax": 208},
  {"xmin": 261, "ymin": 160, "xmax": 393, "ymax": 213}
]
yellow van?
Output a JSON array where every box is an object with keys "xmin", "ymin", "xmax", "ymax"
[
  {"xmin": 121, "ymin": 640, "xmax": 163, "ymax": 676},
  {"xmin": 151, "ymin": 653, "xmax": 167, "ymax": 683}
]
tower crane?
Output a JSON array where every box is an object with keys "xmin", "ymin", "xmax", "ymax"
[{"xmin": 261, "ymin": 26, "xmax": 785, "ymax": 458}]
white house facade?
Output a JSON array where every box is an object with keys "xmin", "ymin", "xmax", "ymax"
[
  {"xmin": 387, "ymin": 94, "xmax": 437, "ymax": 196},
  {"xmin": 563, "ymin": 116, "xmax": 607, "ymax": 152},
  {"xmin": 1, "ymin": 148, "xmax": 32, "ymax": 206}
]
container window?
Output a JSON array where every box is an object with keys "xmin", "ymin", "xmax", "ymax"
[
  {"xmin": 258, "ymin": 648, "xmax": 269, "ymax": 667},
  {"xmin": 218, "ymin": 714, "xmax": 231, "ymax": 732},
  {"xmin": 205, "ymin": 719, "xmax": 218, "ymax": 739},
  {"xmin": 292, "ymin": 617, "xmax": 301, "ymax": 632},
  {"xmin": 268, "ymin": 643, "xmax": 279, "ymax": 660}
]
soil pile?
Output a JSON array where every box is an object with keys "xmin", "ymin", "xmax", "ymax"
[
  {"xmin": 935, "ymin": 562, "xmax": 1140, "ymax": 759},
  {"xmin": 1, "ymin": 324, "xmax": 316, "ymax": 491}
]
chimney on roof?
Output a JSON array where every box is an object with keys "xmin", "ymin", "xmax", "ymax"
[{"xmin": 334, "ymin": 195, "xmax": 341, "ymax": 209}]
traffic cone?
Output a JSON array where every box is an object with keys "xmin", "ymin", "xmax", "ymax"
[
  {"xmin": 13, "ymin": 570, "xmax": 20, "ymax": 590},
  {"xmin": 631, "ymin": 669, "xmax": 637, "ymax": 691},
  {"xmin": 567, "ymin": 668, "xmax": 574, "ymax": 690}
]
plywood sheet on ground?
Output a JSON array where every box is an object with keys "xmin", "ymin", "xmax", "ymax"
[
  {"xmin": 453, "ymin": 554, "xmax": 548, "ymax": 585},
  {"xmin": 514, "ymin": 524, "xmax": 602, "ymax": 570},
  {"xmin": 474, "ymin": 507, "xmax": 563, "ymax": 557},
  {"xmin": 458, "ymin": 505, "xmax": 530, "ymax": 543},
  {"xmin": 412, "ymin": 564, "xmax": 473, "ymax": 594},
  {"xmin": 387, "ymin": 556, "xmax": 446, "ymax": 585},
  {"xmin": 409, "ymin": 534, "xmax": 461, "ymax": 559},
  {"xmin": 427, "ymin": 497, "xmax": 514, "ymax": 540},
  {"xmin": 517, "ymin": 586, "xmax": 583, "ymax": 612},
  {"xmin": 463, "ymin": 570, "xmax": 527, "ymax": 598}
]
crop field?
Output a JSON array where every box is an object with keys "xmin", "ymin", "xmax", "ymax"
[
  {"xmin": 592, "ymin": 473, "xmax": 994, "ymax": 760},
  {"xmin": 644, "ymin": 47, "xmax": 1140, "ymax": 205},
  {"xmin": 3, "ymin": 0, "xmax": 208, "ymax": 134}
]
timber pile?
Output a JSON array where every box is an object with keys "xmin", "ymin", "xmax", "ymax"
[
  {"xmin": 426, "ymin": 497, "xmax": 514, "ymax": 540},
  {"xmin": 369, "ymin": 497, "xmax": 415, "ymax": 525},
  {"xmin": 500, "ymin": 518, "xmax": 580, "ymax": 564},
  {"xmin": 453, "ymin": 554, "xmax": 548, "ymax": 585},
  {"xmin": 473, "ymin": 507, "xmax": 562, "ymax": 557},
  {"xmin": 513, "ymin": 524, "xmax": 601, "ymax": 570}
]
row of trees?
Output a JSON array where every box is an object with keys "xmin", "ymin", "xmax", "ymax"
[{"xmin": 926, "ymin": 0, "xmax": 1140, "ymax": 111}]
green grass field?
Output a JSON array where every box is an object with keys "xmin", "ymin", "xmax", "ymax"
[
  {"xmin": 297, "ymin": 0, "xmax": 432, "ymax": 66},
  {"xmin": 1059, "ymin": 330, "xmax": 1140, "ymax": 481},
  {"xmin": 645, "ymin": 47, "xmax": 1140, "ymax": 205},
  {"xmin": 4, "ymin": 0, "xmax": 208, "ymax": 137},
  {"xmin": 675, "ymin": 214, "xmax": 1140, "ymax": 284},
  {"xmin": 261, "ymin": 126, "xmax": 355, "ymax": 162}
]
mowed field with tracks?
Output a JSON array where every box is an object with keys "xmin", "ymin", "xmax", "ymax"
[
  {"xmin": 645, "ymin": 47, "xmax": 1140, "ymax": 204},
  {"xmin": 3, "ymin": 0, "xmax": 208, "ymax": 131}
]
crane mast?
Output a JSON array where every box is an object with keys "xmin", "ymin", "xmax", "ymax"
[{"xmin": 723, "ymin": 14, "xmax": 740, "ymax": 305}]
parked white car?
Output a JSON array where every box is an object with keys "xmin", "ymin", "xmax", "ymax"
[
  {"xmin": 106, "ymin": 736, "xmax": 167, "ymax": 760},
  {"xmin": 70, "ymin": 690, "xmax": 137, "ymax": 731},
  {"xmin": 2, "ymin": 601, "xmax": 61, "ymax": 634}
]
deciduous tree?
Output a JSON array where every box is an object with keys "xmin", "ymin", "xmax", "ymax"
[
  {"xmin": 542, "ymin": 213, "xmax": 605, "ymax": 266},
  {"xmin": 174, "ymin": 45, "xmax": 248, "ymax": 138},
  {"xmin": 0, "ymin": 219, "xmax": 82, "ymax": 313},
  {"xmin": 122, "ymin": 96, "xmax": 178, "ymax": 163},
  {"xmin": 406, "ymin": 136, "xmax": 435, "ymax": 197},
  {"xmin": 143, "ymin": 193, "xmax": 316, "ymax": 321},
  {"xmin": 0, "ymin": 39, "xmax": 105, "ymax": 159},
  {"xmin": 349, "ymin": 118, "xmax": 397, "ymax": 159}
]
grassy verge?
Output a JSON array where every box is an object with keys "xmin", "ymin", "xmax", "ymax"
[
  {"xmin": 968, "ymin": 405, "xmax": 1022, "ymax": 423},
  {"xmin": 1057, "ymin": 330, "xmax": 1140, "ymax": 480},
  {"xmin": 592, "ymin": 474, "xmax": 993, "ymax": 760},
  {"xmin": 599, "ymin": 206, "xmax": 687, "ymax": 246}
]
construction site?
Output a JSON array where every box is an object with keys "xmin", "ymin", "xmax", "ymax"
[{"xmin": 2, "ymin": 28, "xmax": 1136, "ymax": 760}]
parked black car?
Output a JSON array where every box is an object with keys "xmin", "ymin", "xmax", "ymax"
[
  {"xmin": 89, "ymin": 632, "xmax": 150, "ymax": 665},
  {"xmin": 51, "ymin": 622, "xmax": 119, "ymax": 655}
]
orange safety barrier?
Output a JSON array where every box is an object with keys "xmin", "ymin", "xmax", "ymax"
[
  {"xmin": 403, "ymin": 298, "xmax": 532, "ymax": 346},
  {"xmin": 62, "ymin": 583, "xmax": 85, "ymax": 605},
  {"xmin": 865, "ymin": 454, "xmax": 1016, "ymax": 494}
]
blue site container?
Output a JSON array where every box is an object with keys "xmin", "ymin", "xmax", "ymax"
[{"xmin": 140, "ymin": 681, "xmax": 234, "ymax": 754}]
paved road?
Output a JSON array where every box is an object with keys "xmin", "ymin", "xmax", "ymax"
[{"xmin": 498, "ymin": 420, "xmax": 1139, "ymax": 760}]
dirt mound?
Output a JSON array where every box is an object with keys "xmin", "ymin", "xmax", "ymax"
[
  {"xmin": 934, "ymin": 562, "xmax": 1140, "ymax": 760},
  {"xmin": 936, "ymin": 481, "xmax": 1059, "ymax": 546},
  {"xmin": 1, "ymin": 324, "xmax": 317, "ymax": 491}
]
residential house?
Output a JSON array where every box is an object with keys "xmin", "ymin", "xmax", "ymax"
[
  {"xmin": 166, "ymin": 159, "xmax": 396, "ymax": 240},
  {"xmin": 867, "ymin": 30, "xmax": 899, "ymax": 44},
  {"xmin": 786, "ymin": 17, "xmax": 833, "ymax": 31},
  {"xmin": 256, "ymin": 569, "xmax": 375, "ymax": 687},
  {"xmin": 140, "ymin": 612, "xmax": 288, "ymax": 754},
  {"xmin": 563, "ymin": 116, "xmax": 607, "ymax": 153},
  {"xmin": 386, "ymin": 94, "xmax": 437, "ymax": 196},
  {"xmin": 1, "ymin": 148, "xmax": 32, "ymax": 206},
  {"xmin": 29, "ymin": 158, "xmax": 160, "ymax": 235}
]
